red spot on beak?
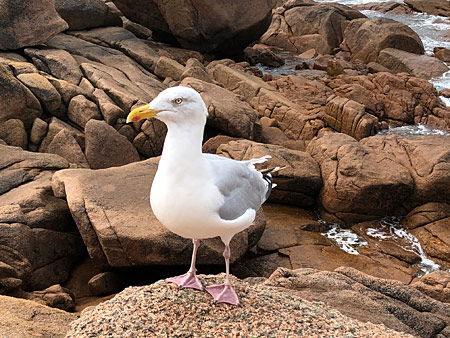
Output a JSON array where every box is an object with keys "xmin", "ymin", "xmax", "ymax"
[{"xmin": 132, "ymin": 116, "xmax": 141, "ymax": 122}]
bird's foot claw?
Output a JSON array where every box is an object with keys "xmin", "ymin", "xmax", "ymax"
[
  {"xmin": 166, "ymin": 272, "xmax": 204, "ymax": 290},
  {"xmin": 205, "ymin": 283, "xmax": 239, "ymax": 305}
]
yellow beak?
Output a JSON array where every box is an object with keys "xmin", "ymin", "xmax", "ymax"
[{"xmin": 126, "ymin": 104, "xmax": 162, "ymax": 123}]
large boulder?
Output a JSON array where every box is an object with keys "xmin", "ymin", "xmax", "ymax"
[
  {"xmin": 307, "ymin": 132, "xmax": 450, "ymax": 224},
  {"xmin": 52, "ymin": 158, "xmax": 266, "ymax": 269},
  {"xmin": 266, "ymin": 267, "xmax": 450, "ymax": 338},
  {"xmin": 112, "ymin": 0, "xmax": 274, "ymax": 55},
  {"xmin": 66, "ymin": 274, "xmax": 413, "ymax": 337},
  {"xmin": 341, "ymin": 17, "xmax": 424, "ymax": 64},
  {"xmin": 404, "ymin": 0, "xmax": 450, "ymax": 17},
  {"xmin": 55, "ymin": 0, "xmax": 122, "ymax": 30},
  {"xmin": 0, "ymin": 0, "xmax": 68, "ymax": 50},
  {"xmin": 378, "ymin": 48, "xmax": 449, "ymax": 80},
  {"xmin": 238, "ymin": 204, "xmax": 419, "ymax": 283},
  {"xmin": 260, "ymin": 2, "xmax": 366, "ymax": 54}
]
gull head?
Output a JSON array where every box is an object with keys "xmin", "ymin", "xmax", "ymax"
[{"xmin": 126, "ymin": 86, "xmax": 208, "ymax": 127}]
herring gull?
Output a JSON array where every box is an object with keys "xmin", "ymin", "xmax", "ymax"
[{"xmin": 127, "ymin": 86, "xmax": 280, "ymax": 305}]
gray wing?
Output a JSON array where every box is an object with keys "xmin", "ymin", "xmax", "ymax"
[{"xmin": 204, "ymin": 154, "xmax": 270, "ymax": 221}]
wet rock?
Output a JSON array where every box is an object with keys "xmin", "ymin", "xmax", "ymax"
[
  {"xmin": 55, "ymin": 0, "xmax": 122, "ymax": 30},
  {"xmin": 47, "ymin": 129, "xmax": 90, "ymax": 168},
  {"xmin": 0, "ymin": 119, "xmax": 28, "ymax": 149},
  {"xmin": 0, "ymin": 0, "xmax": 68, "ymax": 50},
  {"xmin": 0, "ymin": 64, "xmax": 42, "ymax": 129},
  {"xmin": 341, "ymin": 17, "xmax": 424, "ymax": 64},
  {"xmin": 26, "ymin": 284, "xmax": 75, "ymax": 311},
  {"xmin": 324, "ymin": 95, "xmax": 379, "ymax": 140},
  {"xmin": 85, "ymin": 119, "xmax": 139, "ymax": 169},
  {"xmin": 217, "ymin": 139, "xmax": 322, "ymax": 207},
  {"xmin": 0, "ymin": 295, "xmax": 75, "ymax": 338},
  {"xmin": 24, "ymin": 47, "xmax": 83, "ymax": 85},
  {"xmin": 88, "ymin": 272, "xmax": 123, "ymax": 296},
  {"xmin": 435, "ymin": 47, "xmax": 450, "ymax": 63},
  {"xmin": 244, "ymin": 44, "xmax": 285, "ymax": 68},
  {"xmin": 113, "ymin": 0, "xmax": 273, "ymax": 55},
  {"xmin": 412, "ymin": 270, "xmax": 450, "ymax": 304},
  {"xmin": 402, "ymin": 203, "xmax": 450, "ymax": 269},
  {"xmin": 401, "ymin": 202, "xmax": 450, "ymax": 230},
  {"xmin": 267, "ymin": 267, "xmax": 450, "ymax": 337},
  {"xmin": 181, "ymin": 77, "xmax": 260, "ymax": 140},
  {"xmin": 257, "ymin": 205, "xmax": 325, "ymax": 253},
  {"xmin": 260, "ymin": 2, "xmax": 365, "ymax": 54},
  {"xmin": 52, "ymin": 158, "xmax": 266, "ymax": 269},
  {"xmin": 17, "ymin": 73, "xmax": 63, "ymax": 117},
  {"xmin": 68, "ymin": 95, "xmax": 102, "ymax": 128},
  {"xmin": 378, "ymin": 48, "xmax": 449, "ymax": 80},
  {"xmin": 404, "ymin": 0, "xmax": 450, "ymax": 17},
  {"xmin": 307, "ymin": 132, "xmax": 450, "ymax": 224}
]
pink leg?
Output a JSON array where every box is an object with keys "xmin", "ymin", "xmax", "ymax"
[
  {"xmin": 166, "ymin": 239, "xmax": 203, "ymax": 290},
  {"xmin": 205, "ymin": 244, "xmax": 239, "ymax": 305}
]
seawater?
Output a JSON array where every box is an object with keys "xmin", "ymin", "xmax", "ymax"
[{"xmin": 320, "ymin": 217, "xmax": 443, "ymax": 276}]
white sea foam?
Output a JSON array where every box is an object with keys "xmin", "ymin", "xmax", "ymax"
[
  {"xmin": 321, "ymin": 222, "xmax": 368, "ymax": 255},
  {"xmin": 377, "ymin": 124, "xmax": 449, "ymax": 136},
  {"xmin": 366, "ymin": 217, "xmax": 441, "ymax": 276}
]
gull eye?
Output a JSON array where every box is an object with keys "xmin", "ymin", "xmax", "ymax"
[{"xmin": 174, "ymin": 98, "xmax": 183, "ymax": 104}]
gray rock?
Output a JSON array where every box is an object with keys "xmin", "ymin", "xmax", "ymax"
[{"xmin": 0, "ymin": 0, "xmax": 68, "ymax": 50}]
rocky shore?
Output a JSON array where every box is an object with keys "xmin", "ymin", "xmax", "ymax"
[{"xmin": 1, "ymin": 0, "xmax": 449, "ymax": 337}]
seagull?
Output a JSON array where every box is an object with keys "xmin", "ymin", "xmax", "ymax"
[{"xmin": 126, "ymin": 86, "xmax": 279, "ymax": 305}]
